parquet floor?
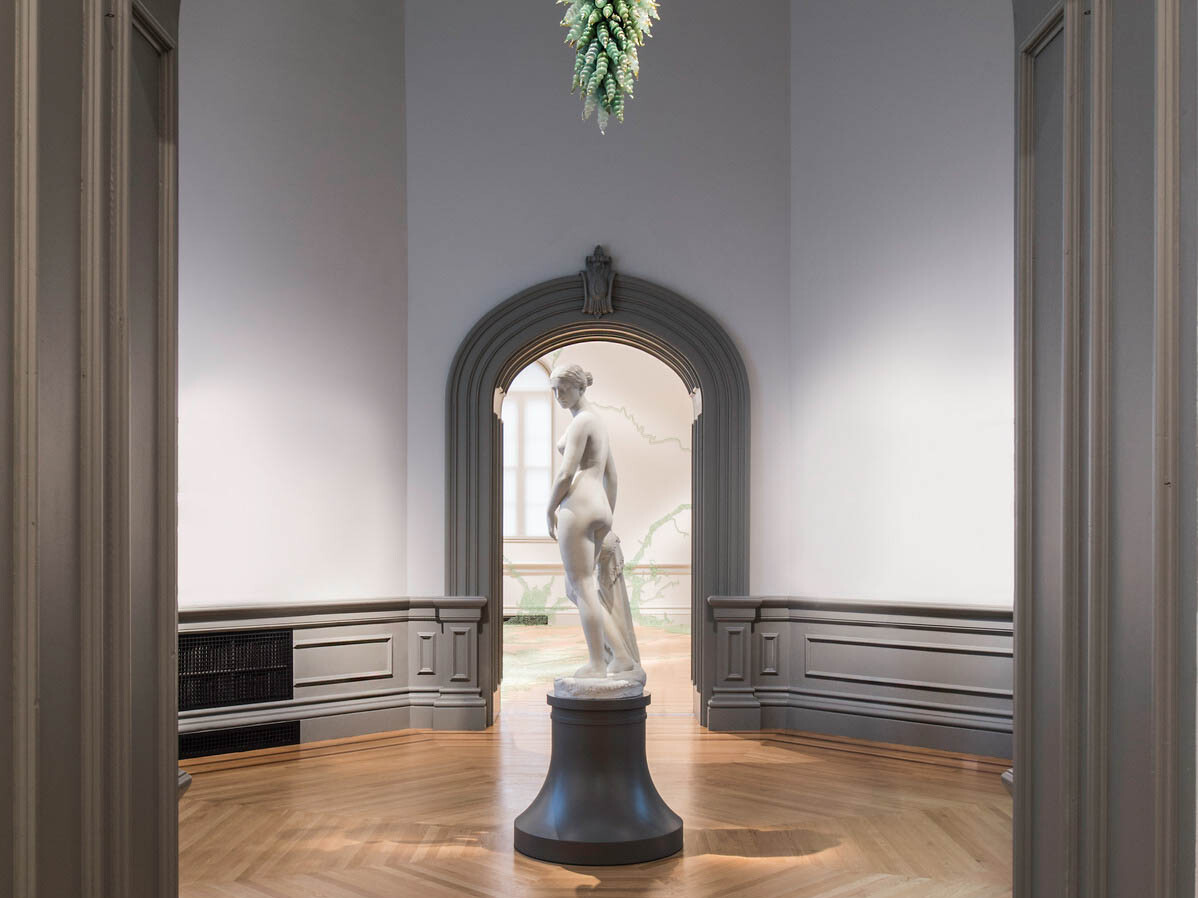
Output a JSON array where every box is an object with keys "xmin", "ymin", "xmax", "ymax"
[{"xmin": 179, "ymin": 717, "xmax": 1012, "ymax": 897}]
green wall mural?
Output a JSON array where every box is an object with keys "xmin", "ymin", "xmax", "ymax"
[{"xmin": 591, "ymin": 402, "xmax": 691, "ymax": 453}]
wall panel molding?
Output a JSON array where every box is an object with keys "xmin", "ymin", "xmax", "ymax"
[
  {"xmin": 178, "ymin": 597, "xmax": 488, "ymax": 743},
  {"xmin": 708, "ymin": 597, "xmax": 1013, "ymax": 758},
  {"xmin": 293, "ymin": 634, "xmax": 393, "ymax": 687},
  {"xmin": 178, "ymin": 597, "xmax": 488, "ymax": 630}
]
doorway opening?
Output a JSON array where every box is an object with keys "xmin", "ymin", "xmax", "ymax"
[
  {"xmin": 445, "ymin": 272, "xmax": 750, "ymax": 729},
  {"xmin": 498, "ymin": 342, "xmax": 695, "ymax": 716}
]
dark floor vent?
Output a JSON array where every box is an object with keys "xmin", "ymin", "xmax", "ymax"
[
  {"xmin": 178, "ymin": 629, "xmax": 293, "ymax": 711},
  {"xmin": 179, "ymin": 722, "xmax": 300, "ymax": 759}
]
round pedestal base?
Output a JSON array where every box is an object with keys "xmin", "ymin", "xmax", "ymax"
[{"xmin": 514, "ymin": 693, "xmax": 683, "ymax": 866}]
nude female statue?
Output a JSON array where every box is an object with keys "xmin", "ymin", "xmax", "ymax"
[{"xmin": 546, "ymin": 364, "xmax": 644, "ymax": 683}]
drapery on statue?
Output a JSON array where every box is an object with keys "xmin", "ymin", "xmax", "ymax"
[
  {"xmin": 545, "ymin": 363, "xmax": 646, "ymax": 691},
  {"xmin": 596, "ymin": 532, "xmax": 641, "ymax": 674},
  {"xmin": 580, "ymin": 245, "xmax": 615, "ymax": 317}
]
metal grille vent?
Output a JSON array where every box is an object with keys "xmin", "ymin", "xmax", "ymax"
[
  {"xmin": 178, "ymin": 629, "xmax": 293, "ymax": 711},
  {"xmin": 179, "ymin": 722, "xmax": 300, "ymax": 759}
]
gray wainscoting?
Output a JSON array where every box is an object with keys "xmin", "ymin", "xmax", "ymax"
[
  {"xmin": 707, "ymin": 597, "xmax": 1013, "ymax": 759},
  {"xmin": 178, "ymin": 597, "xmax": 487, "ymax": 744}
]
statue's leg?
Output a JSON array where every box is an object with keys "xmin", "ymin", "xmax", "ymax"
[{"xmin": 556, "ymin": 508, "xmax": 607, "ymax": 678}]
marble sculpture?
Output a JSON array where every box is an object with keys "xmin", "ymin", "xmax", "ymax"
[{"xmin": 545, "ymin": 363, "xmax": 646, "ymax": 698}]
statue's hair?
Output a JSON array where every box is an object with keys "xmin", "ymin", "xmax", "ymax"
[{"xmin": 549, "ymin": 363, "xmax": 593, "ymax": 390}]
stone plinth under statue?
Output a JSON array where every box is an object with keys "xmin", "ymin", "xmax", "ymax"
[{"xmin": 513, "ymin": 689, "xmax": 683, "ymax": 866}]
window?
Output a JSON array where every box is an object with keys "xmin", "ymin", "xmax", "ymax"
[{"xmin": 502, "ymin": 363, "xmax": 554, "ymax": 538}]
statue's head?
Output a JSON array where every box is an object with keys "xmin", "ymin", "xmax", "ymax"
[{"xmin": 549, "ymin": 364, "xmax": 592, "ymax": 409}]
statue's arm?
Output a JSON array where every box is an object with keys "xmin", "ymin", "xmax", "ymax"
[
  {"xmin": 604, "ymin": 453, "xmax": 618, "ymax": 513},
  {"xmin": 546, "ymin": 420, "xmax": 586, "ymax": 540}
]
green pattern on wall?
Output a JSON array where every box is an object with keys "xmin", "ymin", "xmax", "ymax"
[
  {"xmin": 622, "ymin": 503, "xmax": 690, "ymax": 631},
  {"xmin": 503, "ymin": 504, "xmax": 690, "ymax": 632},
  {"xmin": 503, "ymin": 555, "xmax": 569, "ymax": 618},
  {"xmin": 592, "ymin": 402, "xmax": 691, "ymax": 452}
]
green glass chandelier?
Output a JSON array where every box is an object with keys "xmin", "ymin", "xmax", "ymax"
[{"xmin": 558, "ymin": 0, "xmax": 660, "ymax": 133}]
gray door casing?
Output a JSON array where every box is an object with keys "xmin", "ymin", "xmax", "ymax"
[
  {"xmin": 446, "ymin": 272, "xmax": 751, "ymax": 727},
  {"xmin": 1012, "ymin": 1, "xmax": 1196, "ymax": 896},
  {"xmin": 4, "ymin": 1, "xmax": 180, "ymax": 896}
]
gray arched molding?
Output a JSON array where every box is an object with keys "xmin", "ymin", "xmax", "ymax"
[{"xmin": 447, "ymin": 273, "xmax": 750, "ymax": 726}]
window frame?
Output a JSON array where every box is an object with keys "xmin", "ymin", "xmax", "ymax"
[{"xmin": 502, "ymin": 361, "xmax": 557, "ymax": 542}]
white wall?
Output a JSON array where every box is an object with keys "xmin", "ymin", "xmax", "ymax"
[
  {"xmin": 178, "ymin": 0, "xmax": 407, "ymax": 606},
  {"xmin": 177, "ymin": 0, "xmax": 1014, "ymax": 609},
  {"xmin": 790, "ymin": 0, "xmax": 1015, "ymax": 605},
  {"xmin": 404, "ymin": 0, "xmax": 793, "ymax": 595}
]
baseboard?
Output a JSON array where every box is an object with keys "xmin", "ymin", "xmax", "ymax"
[
  {"xmin": 763, "ymin": 702, "xmax": 1011, "ymax": 759},
  {"xmin": 179, "ymin": 728, "xmax": 441, "ymax": 774},
  {"xmin": 181, "ymin": 688, "xmax": 488, "ymax": 741},
  {"xmin": 301, "ymin": 706, "xmax": 413, "ymax": 742}
]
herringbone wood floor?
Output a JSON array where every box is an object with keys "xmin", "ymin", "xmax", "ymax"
[{"xmin": 179, "ymin": 712, "xmax": 1012, "ymax": 898}]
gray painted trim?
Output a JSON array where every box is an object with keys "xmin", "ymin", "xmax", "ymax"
[
  {"xmin": 801, "ymin": 669, "xmax": 1011, "ymax": 700},
  {"xmin": 706, "ymin": 597, "xmax": 1013, "ymax": 757},
  {"xmin": 110, "ymin": 9, "xmax": 179, "ymax": 893},
  {"xmin": 1015, "ymin": 9, "xmax": 1064, "ymax": 897},
  {"xmin": 1151, "ymin": 0, "xmax": 1182, "ymax": 892},
  {"xmin": 178, "ymin": 597, "xmax": 489, "ymax": 738},
  {"xmin": 774, "ymin": 690, "xmax": 1012, "ymax": 735},
  {"xmin": 777, "ymin": 686, "xmax": 1013, "ymax": 727},
  {"xmin": 446, "ymin": 270, "xmax": 751, "ymax": 727},
  {"xmin": 108, "ymin": 0, "xmax": 134, "ymax": 888},
  {"xmin": 79, "ymin": 0, "xmax": 105, "ymax": 893},
  {"xmin": 1174, "ymin": 0, "xmax": 1197, "ymax": 890},
  {"xmin": 748, "ymin": 596, "xmax": 1013, "ymax": 620},
  {"xmin": 178, "ymin": 596, "xmax": 487, "ymax": 631},
  {"xmin": 802, "ymin": 633, "xmax": 1013, "ymax": 657},
  {"xmin": 1084, "ymin": 3, "xmax": 1111, "ymax": 896},
  {"xmin": 292, "ymin": 634, "xmax": 394, "ymax": 686},
  {"xmin": 138, "ymin": 5, "xmax": 180, "ymax": 894},
  {"xmin": 1060, "ymin": 4, "xmax": 1084, "ymax": 894},
  {"xmin": 12, "ymin": 0, "xmax": 37, "ymax": 894},
  {"xmin": 179, "ymin": 689, "xmax": 431, "ymax": 733}
]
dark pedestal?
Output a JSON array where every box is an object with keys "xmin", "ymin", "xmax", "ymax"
[{"xmin": 514, "ymin": 692, "xmax": 683, "ymax": 866}]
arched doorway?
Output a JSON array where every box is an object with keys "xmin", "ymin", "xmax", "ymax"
[{"xmin": 446, "ymin": 266, "xmax": 750, "ymax": 726}]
